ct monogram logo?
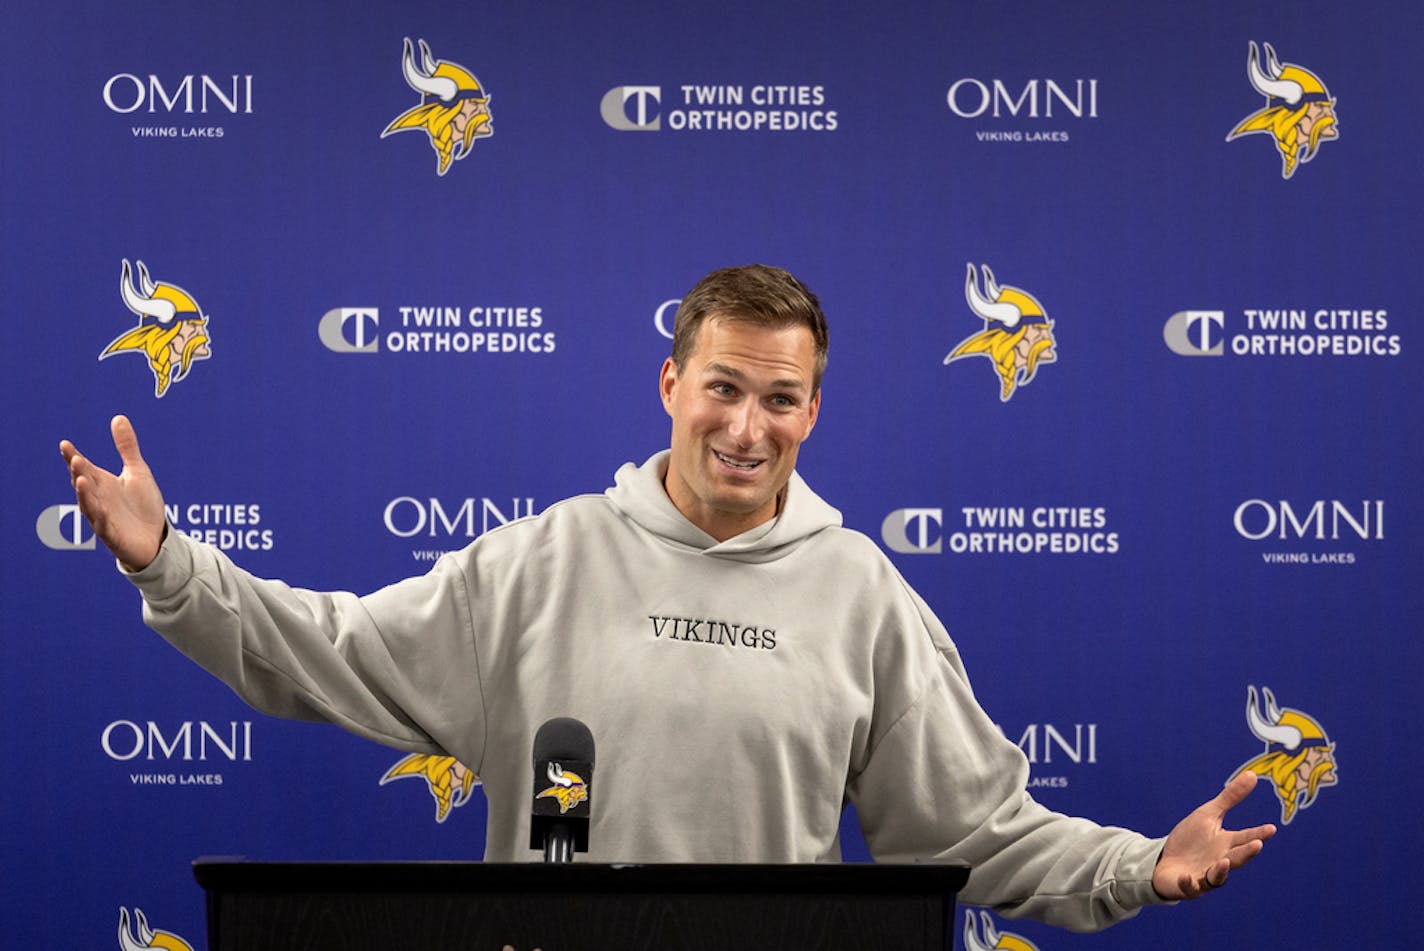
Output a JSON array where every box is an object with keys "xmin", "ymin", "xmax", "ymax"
[
  {"xmin": 36, "ymin": 504, "xmax": 96, "ymax": 551},
  {"xmin": 653, "ymin": 298, "xmax": 681, "ymax": 339},
  {"xmin": 880, "ymin": 508, "xmax": 943, "ymax": 554},
  {"xmin": 319, "ymin": 308, "xmax": 381, "ymax": 353},
  {"xmin": 1163, "ymin": 310, "xmax": 1225, "ymax": 356},
  {"xmin": 602, "ymin": 86, "xmax": 662, "ymax": 131}
]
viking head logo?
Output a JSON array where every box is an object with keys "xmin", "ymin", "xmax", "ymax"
[
  {"xmin": 1227, "ymin": 42, "xmax": 1338, "ymax": 179},
  {"xmin": 381, "ymin": 37, "xmax": 492, "ymax": 175},
  {"xmin": 117, "ymin": 907, "xmax": 194, "ymax": 951},
  {"xmin": 536, "ymin": 761, "xmax": 589, "ymax": 814},
  {"xmin": 946, "ymin": 263, "xmax": 1057, "ymax": 402},
  {"xmin": 101, "ymin": 260, "xmax": 212, "ymax": 398},
  {"xmin": 379, "ymin": 753, "xmax": 480, "ymax": 822},
  {"xmin": 1233, "ymin": 685, "xmax": 1337, "ymax": 824},
  {"xmin": 963, "ymin": 910, "xmax": 1040, "ymax": 951}
]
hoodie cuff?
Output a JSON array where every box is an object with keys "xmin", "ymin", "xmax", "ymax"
[
  {"xmin": 120, "ymin": 525, "xmax": 195, "ymax": 600},
  {"xmin": 1117, "ymin": 836, "xmax": 1176, "ymax": 909}
]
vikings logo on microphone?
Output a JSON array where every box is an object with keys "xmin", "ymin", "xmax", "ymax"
[
  {"xmin": 380, "ymin": 753, "xmax": 480, "ymax": 822},
  {"xmin": 117, "ymin": 907, "xmax": 194, "ymax": 951},
  {"xmin": 963, "ymin": 910, "xmax": 1040, "ymax": 951},
  {"xmin": 946, "ymin": 263, "xmax": 1057, "ymax": 402},
  {"xmin": 536, "ymin": 762, "xmax": 589, "ymax": 815},
  {"xmin": 1226, "ymin": 42, "xmax": 1338, "ymax": 179},
  {"xmin": 382, "ymin": 37, "xmax": 492, "ymax": 175},
  {"xmin": 100, "ymin": 260, "xmax": 212, "ymax": 398},
  {"xmin": 1232, "ymin": 686, "xmax": 1337, "ymax": 825}
]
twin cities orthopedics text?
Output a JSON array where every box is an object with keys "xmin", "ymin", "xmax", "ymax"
[{"xmin": 883, "ymin": 506, "xmax": 1119, "ymax": 556}]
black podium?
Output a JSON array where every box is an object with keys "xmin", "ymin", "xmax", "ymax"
[{"xmin": 194, "ymin": 859, "xmax": 969, "ymax": 951}]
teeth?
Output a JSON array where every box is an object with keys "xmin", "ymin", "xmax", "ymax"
[{"xmin": 715, "ymin": 451, "xmax": 760, "ymax": 470}]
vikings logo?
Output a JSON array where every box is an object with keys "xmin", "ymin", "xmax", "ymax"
[
  {"xmin": 117, "ymin": 907, "xmax": 193, "ymax": 951},
  {"xmin": 946, "ymin": 263, "xmax": 1057, "ymax": 402},
  {"xmin": 380, "ymin": 753, "xmax": 480, "ymax": 822},
  {"xmin": 1227, "ymin": 41, "xmax": 1338, "ymax": 179},
  {"xmin": 100, "ymin": 260, "xmax": 212, "ymax": 398},
  {"xmin": 381, "ymin": 38, "xmax": 492, "ymax": 175},
  {"xmin": 1232, "ymin": 686, "xmax": 1337, "ymax": 825},
  {"xmin": 963, "ymin": 910, "xmax": 1040, "ymax": 951},
  {"xmin": 536, "ymin": 761, "xmax": 588, "ymax": 814}
]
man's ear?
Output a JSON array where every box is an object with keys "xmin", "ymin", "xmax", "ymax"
[{"xmin": 658, "ymin": 357, "xmax": 679, "ymax": 417}]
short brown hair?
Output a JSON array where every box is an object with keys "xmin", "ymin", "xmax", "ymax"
[{"xmin": 671, "ymin": 264, "xmax": 830, "ymax": 392}]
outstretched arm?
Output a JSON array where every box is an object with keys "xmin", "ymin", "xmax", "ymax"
[
  {"xmin": 1152, "ymin": 770, "xmax": 1277, "ymax": 900},
  {"xmin": 59, "ymin": 414, "xmax": 167, "ymax": 572}
]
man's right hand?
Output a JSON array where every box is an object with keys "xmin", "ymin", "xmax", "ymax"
[{"xmin": 60, "ymin": 415, "xmax": 167, "ymax": 572}]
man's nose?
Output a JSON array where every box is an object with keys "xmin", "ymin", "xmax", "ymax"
[{"xmin": 727, "ymin": 399, "xmax": 765, "ymax": 445}]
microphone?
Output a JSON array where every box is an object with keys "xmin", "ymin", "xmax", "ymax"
[{"xmin": 528, "ymin": 717, "xmax": 594, "ymax": 863}]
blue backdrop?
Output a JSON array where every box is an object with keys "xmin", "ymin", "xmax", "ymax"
[{"xmin": 5, "ymin": 1, "xmax": 1420, "ymax": 948}]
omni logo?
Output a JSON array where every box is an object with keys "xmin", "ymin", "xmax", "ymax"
[
  {"xmin": 36, "ymin": 504, "xmax": 96, "ymax": 551},
  {"xmin": 946, "ymin": 78, "xmax": 1098, "ymax": 118},
  {"xmin": 601, "ymin": 86, "xmax": 662, "ymax": 130},
  {"xmin": 103, "ymin": 74, "xmax": 254, "ymax": 114},
  {"xmin": 384, "ymin": 496, "xmax": 537, "ymax": 538},
  {"xmin": 1233, "ymin": 499, "xmax": 1384, "ymax": 540},
  {"xmin": 101, "ymin": 721, "xmax": 253, "ymax": 761}
]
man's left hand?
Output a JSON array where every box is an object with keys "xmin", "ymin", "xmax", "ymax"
[{"xmin": 1152, "ymin": 770, "xmax": 1277, "ymax": 900}]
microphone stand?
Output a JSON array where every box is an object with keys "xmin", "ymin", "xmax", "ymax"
[{"xmin": 543, "ymin": 823, "xmax": 575, "ymax": 864}]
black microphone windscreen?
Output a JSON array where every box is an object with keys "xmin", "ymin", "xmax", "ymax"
[
  {"xmin": 532, "ymin": 716, "xmax": 595, "ymax": 767},
  {"xmin": 529, "ymin": 717, "xmax": 594, "ymax": 854}
]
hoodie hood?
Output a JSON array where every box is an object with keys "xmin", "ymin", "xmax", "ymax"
[{"xmin": 605, "ymin": 451, "xmax": 842, "ymax": 562}]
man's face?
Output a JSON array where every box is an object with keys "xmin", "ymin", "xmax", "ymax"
[{"xmin": 660, "ymin": 316, "xmax": 821, "ymax": 541}]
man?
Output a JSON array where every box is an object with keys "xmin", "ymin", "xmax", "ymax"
[{"xmin": 61, "ymin": 265, "xmax": 1272, "ymax": 933}]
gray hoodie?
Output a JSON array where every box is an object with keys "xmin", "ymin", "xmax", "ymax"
[{"xmin": 127, "ymin": 451, "xmax": 1165, "ymax": 931}]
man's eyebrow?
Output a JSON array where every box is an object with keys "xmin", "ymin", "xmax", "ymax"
[{"xmin": 701, "ymin": 361, "xmax": 808, "ymax": 391}]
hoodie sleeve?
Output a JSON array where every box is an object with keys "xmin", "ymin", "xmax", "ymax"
[
  {"xmin": 846, "ymin": 585, "xmax": 1168, "ymax": 933},
  {"xmin": 123, "ymin": 529, "xmax": 487, "ymax": 769}
]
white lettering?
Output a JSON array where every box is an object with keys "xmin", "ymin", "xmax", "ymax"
[{"xmin": 103, "ymin": 74, "xmax": 146, "ymax": 113}]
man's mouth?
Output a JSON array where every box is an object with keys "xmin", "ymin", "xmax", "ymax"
[{"xmin": 714, "ymin": 450, "xmax": 763, "ymax": 472}]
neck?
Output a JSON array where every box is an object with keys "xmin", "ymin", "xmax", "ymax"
[{"xmin": 660, "ymin": 474, "xmax": 786, "ymax": 542}]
